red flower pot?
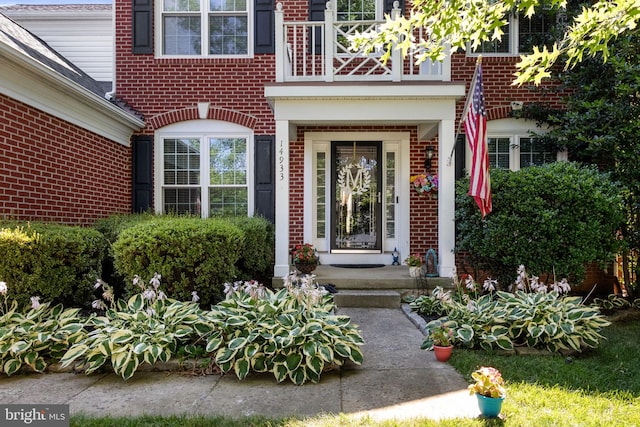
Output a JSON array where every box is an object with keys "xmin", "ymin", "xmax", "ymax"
[{"xmin": 433, "ymin": 345, "xmax": 453, "ymax": 362}]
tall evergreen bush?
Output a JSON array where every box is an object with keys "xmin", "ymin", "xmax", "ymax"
[{"xmin": 455, "ymin": 162, "xmax": 624, "ymax": 287}]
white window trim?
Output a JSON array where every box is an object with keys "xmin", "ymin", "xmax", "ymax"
[
  {"xmin": 154, "ymin": 0, "xmax": 254, "ymax": 59},
  {"xmin": 154, "ymin": 120, "xmax": 254, "ymax": 217},
  {"xmin": 469, "ymin": 118, "xmax": 565, "ymax": 171}
]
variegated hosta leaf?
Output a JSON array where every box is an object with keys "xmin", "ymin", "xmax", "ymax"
[
  {"xmin": 285, "ymin": 353, "xmax": 303, "ymax": 371},
  {"xmin": 251, "ymin": 353, "xmax": 268, "ymax": 372},
  {"xmin": 272, "ymin": 362, "xmax": 288, "ymax": 383},
  {"xmin": 349, "ymin": 347, "xmax": 364, "ymax": 365},
  {"xmin": 60, "ymin": 344, "xmax": 89, "ymax": 367},
  {"xmin": 234, "ymin": 358, "xmax": 251, "ymax": 380},
  {"xmin": 334, "ymin": 342, "xmax": 352, "ymax": 358},
  {"xmin": 289, "ymin": 366, "xmax": 307, "ymax": 385},
  {"xmin": 3, "ymin": 358, "xmax": 21, "ymax": 376}
]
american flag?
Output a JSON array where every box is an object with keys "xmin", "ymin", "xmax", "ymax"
[{"xmin": 464, "ymin": 63, "xmax": 492, "ymax": 217}]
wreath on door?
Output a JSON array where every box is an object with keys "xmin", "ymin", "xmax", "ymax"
[{"xmin": 337, "ymin": 163, "xmax": 371, "ymax": 196}]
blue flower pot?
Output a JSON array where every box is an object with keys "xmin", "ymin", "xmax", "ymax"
[{"xmin": 476, "ymin": 394, "xmax": 504, "ymax": 418}]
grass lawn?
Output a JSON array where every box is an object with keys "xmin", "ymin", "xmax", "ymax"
[{"xmin": 70, "ymin": 316, "xmax": 640, "ymax": 427}]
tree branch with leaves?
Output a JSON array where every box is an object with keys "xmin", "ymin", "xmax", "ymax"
[{"xmin": 349, "ymin": 0, "xmax": 640, "ymax": 85}]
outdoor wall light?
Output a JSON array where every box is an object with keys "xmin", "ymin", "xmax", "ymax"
[{"xmin": 424, "ymin": 146, "xmax": 435, "ymax": 172}]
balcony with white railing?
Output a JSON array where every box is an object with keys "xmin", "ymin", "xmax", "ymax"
[{"xmin": 274, "ymin": 2, "xmax": 451, "ymax": 83}]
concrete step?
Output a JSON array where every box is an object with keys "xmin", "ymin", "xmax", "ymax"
[{"xmin": 333, "ymin": 290, "xmax": 401, "ymax": 308}]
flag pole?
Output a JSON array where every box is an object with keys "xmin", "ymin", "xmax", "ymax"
[{"xmin": 446, "ymin": 55, "xmax": 482, "ymax": 166}]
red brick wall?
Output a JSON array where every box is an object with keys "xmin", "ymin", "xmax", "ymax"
[
  {"xmin": 114, "ymin": 0, "xmax": 277, "ymax": 135},
  {"xmin": 0, "ymin": 94, "xmax": 131, "ymax": 225}
]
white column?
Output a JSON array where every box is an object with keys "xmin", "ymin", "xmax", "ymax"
[
  {"xmin": 438, "ymin": 119, "xmax": 456, "ymax": 277},
  {"xmin": 391, "ymin": 2, "xmax": 402, "ymax": 82},
  {"xmin": 324, "ymin": 2, "xmax": 334, "ymax": 82},
  {"xmin": 274, "ymin": 3, "xmax": 285, "ymax": 83},
  {"xmin": 273, "ymin": 120, "xmax": 291, "ymax": 277}
]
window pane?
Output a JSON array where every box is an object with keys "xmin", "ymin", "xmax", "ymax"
[
  {"xmin": 209, "ymin": 16, "xmax": 248, "ymax": 55},
  {"xmin": 519, "ymin": 137, "xmax": 555, "ymax": 168},
  {"xmin": 163, "ymin": 138, "xmax": 200, "ymax": 185},
  {"xmin": 164, "ymin": 16, "xmax": 202, "ymax": 55},
  {"xmin": 164, "ymin": 188, "xmax": 201, "ymax": 215},
  {"xmin": 209, "ymin": 187, "xmax": 248, "ymax": 216},
  {"xmin": 385, "ymin": 152, "xmax": 396, "ymax": 239},
  {"xmin": 519, "ymin": 11, "xmax": 557, "ymax": 53},
  {"xmin": 210, "ymin": 0, "xmax": 246, "ymax": 12},
  {"xmin": 164, "ymin": 0, "xmax": 200, "ymax": 12},
  {"xmin": 475, "ymin": 18, "xmax": 510, "ymax": 54},
  {"xmin": 209, "ymin": 138, "xmax": 247, "ymax": 185},
  {"xmin": 316, "ymin": 152, "xmax": 326, "ymax": 238},
  {"xmin": 337, "ymin": 0, "xmax": 376, "ymax": 20},
  {"xmin": 488, "ymin": 137, "xmax": 510, "ymax": 169}
]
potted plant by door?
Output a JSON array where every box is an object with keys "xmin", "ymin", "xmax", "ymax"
[
  {"xmin": 292, "ymin": 243, "xmax": 319, "ymax": 274},
  {"xmin": 430, "ymin": 324, "xmax": 454, "ymax": 362},
  {"xmin": 468, "ymin": 366, "xmax": 507, "ymax": 418},
  {"xmin": 404, "ymin": 253, "xmax": 424, "ymax": 277}
]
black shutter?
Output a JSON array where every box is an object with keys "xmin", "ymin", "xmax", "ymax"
[
  {"xmin": 455, "ymin": 134, "xmax": 466, "ymax": 180},
  {"xmin": 255, "ymin": 0, "xmax": 275, "ymax": 54},
  {"xmin": 309, "ymin": 0, "xmax": 325, "ymax": 54},
  {"xmin": 254, "ymin": 135, "xmax": 275, "ymax": 223},
  {"xmin": 132, "ymin": 0, "xmax": 153, "ymax": 54},
  {"xmin": 132, "ymin": 135, "xmax": 153, "ymax": 212},
  {"xmin": 383, "ymin": 0, "xmax": 404, "ymax": 16}
]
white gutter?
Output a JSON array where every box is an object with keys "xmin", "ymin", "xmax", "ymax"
[{"xmin": 0, "ymin": 41, "xmax": 144, "ymax": 146}]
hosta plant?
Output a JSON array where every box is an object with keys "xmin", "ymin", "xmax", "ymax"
[
  {"xmin": 0, "ymin": 281, "xmax": 86, "ymax": 376},
  {"xmin": 60, "ymin": 274, "xmax": 208, "ymax": 380},
  {"xmin": 425, "ymin": 291, "xmax": 611, "ymax": 353},
  {"xmin": 199, "ymin": 275, "xmax": 365, "ymax": 385}
]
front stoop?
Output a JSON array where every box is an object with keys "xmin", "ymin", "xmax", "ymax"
[{"xmin": 333, "ymin": 290, "xmax": 401, "ymax": 308}]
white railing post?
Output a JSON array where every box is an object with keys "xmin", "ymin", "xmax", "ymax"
[
  {"xmin": 274, "ymin": 3, "xmax": 285, "ymax": 82},
  {"xmin": 324, "ymin": 2, "xmax": 334, "ymax": 82},
  {"xmin": 391, "ymin": 1, "xmax": 402, "ymax": 82}
]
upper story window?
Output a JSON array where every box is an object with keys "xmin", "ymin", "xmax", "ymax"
[
  {"xmin": 159, "ymin": 0, "xmax": 252, "ymax": 57},
  {"xmin": 155, "ymin": 120, "xmax": 253, "ymax": 217},
  {"xmin": 472, "ymin": 9, "xmax": 563, "ymax": 56}
]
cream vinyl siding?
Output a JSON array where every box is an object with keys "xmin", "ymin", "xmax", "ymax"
[{"xmin": 4, "ymin": 9, "xmax": 113, "ymax": 85}]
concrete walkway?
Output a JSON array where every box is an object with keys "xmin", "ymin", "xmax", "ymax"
[{"xmin": 0, "ymin": 307, "xmax": 480, "ymax": 422}]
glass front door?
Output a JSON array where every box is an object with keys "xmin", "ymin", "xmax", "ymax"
[{"xmin": 331, "ymin": 141, "xmax": 382, "ymax": 252}]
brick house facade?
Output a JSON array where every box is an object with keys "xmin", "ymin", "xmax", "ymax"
[
  {"xmin": 114, "ymin": 0, "xmax": 571, "ymax": 279},
  {"xmin": 2, "ymin": 2, "xmax": 612, "ymax": 289}
]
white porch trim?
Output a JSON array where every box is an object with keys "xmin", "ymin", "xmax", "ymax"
[
  {"xmin": 438, "ymin": 119, "xmax": 456, "ymax": 277},
  {"xmin": 266, "ymin": 83, "xmax": 465, "ymax": 278}
]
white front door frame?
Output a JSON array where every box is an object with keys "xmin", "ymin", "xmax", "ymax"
[{"xmin": 304, "ymin": 131, "xmax": 410, "ymax": 265}]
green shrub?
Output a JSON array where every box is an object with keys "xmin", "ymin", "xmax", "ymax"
[
  {"xmin": 455, "ymin": 162, "xmax": 625, "ymax": 286},
  {"xmin": 227, "ymin": 216, "xmax": 275, "ymax": 282},
  {"xmin": 92, "ymin": 213, "xmax": 161, "ymax": 299},
  {"xmin": 0, "ymin": 222, "xmax": 105, "ymax": 308},
  {"xmin": 112, "ymin": 217, "xmax": 244, "ymax": 306}
]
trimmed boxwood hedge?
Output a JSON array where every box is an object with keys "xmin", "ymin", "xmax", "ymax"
[
  {"xmin": 112, "ymin": 217, "xmax": 245, "ymax": 306},
  {"xmin": 0, "ymin": 222, "xmax": 105, "ymax": 308}
]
